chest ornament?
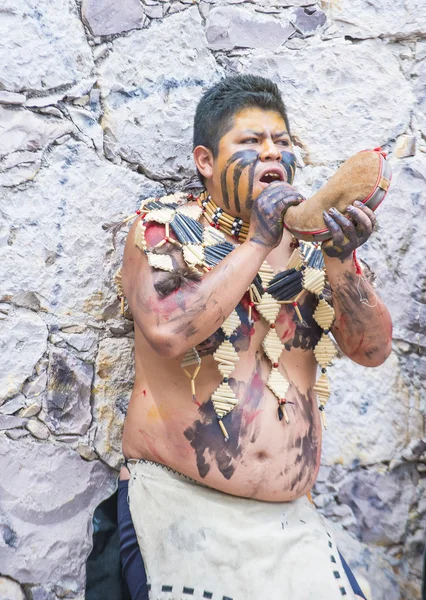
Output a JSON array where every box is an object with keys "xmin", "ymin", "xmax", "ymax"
[{"xmin": 116, "ymin": 191, "xmax": 336, "ymax": 441}]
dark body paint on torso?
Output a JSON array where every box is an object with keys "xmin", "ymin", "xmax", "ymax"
[
  {"xmin": 187, "ymin": 292, "xmax": 321, "ymax": 481},
  {"xmin": 195, "ymin": 293, "xmax": 257, "ymax": 357},
  {"xmin": 280, "ymin": 293, "xmax": 322, "ymax": 351},
  {"xmin": 184, "ymin": 358, "xmax": 265, "ymax": 480}
]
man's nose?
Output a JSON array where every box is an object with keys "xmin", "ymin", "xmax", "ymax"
[{"xmin": 259, "ymin": 139, "xmax": 281, "ymax": 162}]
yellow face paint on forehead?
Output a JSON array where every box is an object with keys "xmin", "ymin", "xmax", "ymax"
[{"xmin": 223, "ymin": 108, "xmax": 291, "ymax": 144}]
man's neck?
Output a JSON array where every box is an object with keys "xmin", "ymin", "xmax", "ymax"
[
  {"xmin": 198, "ymin": 191, "xmax": 250, "ymax": 243},
  {"xmin": 203, "ymin": 186, "xmax": 251, "ymax": 224}
]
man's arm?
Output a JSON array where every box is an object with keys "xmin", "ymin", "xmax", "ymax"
[
  {"xmin": 322, "ymin": 201, "xmax": 392, "ymax": 367},
  {"xmin": 122, "ymin": 183, "xmax": 303, "ymax": 359},
  {"xmin": 122, "ymin": 223, "xmax": 269, "ymax": 358}
]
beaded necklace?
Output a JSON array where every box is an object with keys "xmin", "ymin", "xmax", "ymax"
[
  {"xmin": 199, "ymin": 191, "xmax": 249, "ymax": 242},
  {"xmin": 116, "ymin": 191, "xmax": 337, "ymax": 441}
]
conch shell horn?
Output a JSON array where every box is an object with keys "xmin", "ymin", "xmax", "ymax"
[{"xmin": 284, "ymin": 148, "xmax": 392, "ymax": 242}]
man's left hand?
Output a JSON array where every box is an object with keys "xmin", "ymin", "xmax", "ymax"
[{"xmin": 322, "ymin": 200, "xmax": 377, "ymax": 261}]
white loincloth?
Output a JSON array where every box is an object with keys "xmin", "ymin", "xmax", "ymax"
[{"xmin": 127, "ymin": 459, "xmax": 356, "ymax": 600}]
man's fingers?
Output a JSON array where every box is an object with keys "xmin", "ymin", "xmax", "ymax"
[
  {"xmin": 322, "ymin": 211, "xmax": 346, "ymax": 246},
  {"xmin": 353, "ymin": 200, "xmax": 376, "ymax": 220},
  {"xmin": 283, "ymin": 195, "xmax": 305, "ymax": 206},
  {"xmin": 262, "ymin": 181, "xmax": 304, "ymax": 201},
  {"xmin": 263, "ymin": 187, "xmax": 305, "ymax": 213},
  {"xmin": 327, "ymin": 208, "xmax": 358, "ymax": 245},
  {"xmin": 348, "ymin": 203, "xmax": 376, "ymax": 235}
]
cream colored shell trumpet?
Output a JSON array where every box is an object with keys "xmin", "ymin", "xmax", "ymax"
[{"xmin": 283, "ymin": 149, "xmax": 392, "ymax": 242}]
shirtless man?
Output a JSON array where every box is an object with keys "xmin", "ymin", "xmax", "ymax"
[{"xmin": 117, "ymin": 75, "xmax": 392, "ymax": 599}]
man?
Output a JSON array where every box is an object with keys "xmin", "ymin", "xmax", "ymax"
[{"xmin": 117, "ymin": 75, "xmax": 392, "ymax": 599}]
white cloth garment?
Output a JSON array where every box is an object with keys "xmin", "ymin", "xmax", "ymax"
[{"xmin": 127, "ymin": 459, "xmax": 356, "ymax": 600}]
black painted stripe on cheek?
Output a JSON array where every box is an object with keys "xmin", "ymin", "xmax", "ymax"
[
  {"xmin": 221, "ymin": 164, "xmax": 231, "ymax": 209},
  {"xmin": 221, "ymin": 152, "xmax": 245, "ymax": 209},
  {"xmin": 246, "ymin": 156, "xmax": 259, "ymax": 210},
  {"xmin": 232, "ymin": 157, "xmax": 254, "ymax": 213},
  {"xmin": 280, "ymin": 151, "xmax": 296, "ymax": 185},
  {"xmin": 221, "ymin": 151, "xmax": 257, "ymax": 210}
]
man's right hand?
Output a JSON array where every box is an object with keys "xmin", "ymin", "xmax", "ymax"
[{"xmin": 248, "ymin": 181, "xmax": 304, "ymax": 249}]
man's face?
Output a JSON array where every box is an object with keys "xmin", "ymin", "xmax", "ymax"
[{"xmin": 209, "ymin": 107, "xmax": 296, "ymax": 220}]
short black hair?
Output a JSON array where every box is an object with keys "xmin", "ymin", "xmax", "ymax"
[{"xmin": 193, "ymin": 74, "xmax": 291, "ymax": 157}]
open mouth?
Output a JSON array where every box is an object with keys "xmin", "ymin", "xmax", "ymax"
[{"xmin": 259, "ymin": 172, "xmax": 284, "ymax": 184}]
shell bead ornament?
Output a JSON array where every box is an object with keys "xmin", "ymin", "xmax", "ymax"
[
  {"xmin": 284, "ymin": 148, "xmax": 392, "ymax": 242},
  {"xmin": 115, "ymin": 186, "xmax": 342, "ymax": 440}
]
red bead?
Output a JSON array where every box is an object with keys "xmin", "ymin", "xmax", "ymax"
[
  {"xmin": 135, "ymin": 209, "xmax": 141, "ymax": 215},
  {"xmin": 292, "ymin": 301, "xmax": 298, "ymax": 307},
  {"xmin": 270, "ymin": 323, "xmax": 275, "ymax": 329},
  {"xmin": 164, "ymin": 237, "xmax": 169, "ymax": 242},
  {"xmin": 187, "ymin": 193, "xmax": 194, "ymax": 200},
  {"xmin": 215, "ymin": 224, "xmax": 220, "ymax": 229},
  {"xmin": 210, "ymin": 222, "xmax": 215, "ymax": 227},
  {"xmin": 280, "ymin": 398, "xmax": 286, "ymax": 405},
  {"xmin": 273, "ymin": 362, "xmax": 279, "ymax": 368},
  {"xmin": 249, "ymin": 301, "xmax": 255, "ymax": 307}
]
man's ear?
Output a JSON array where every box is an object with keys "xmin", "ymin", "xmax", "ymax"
[{"xmin": 193, "ymin": 145, "xmax": 214, "ymax": 180}]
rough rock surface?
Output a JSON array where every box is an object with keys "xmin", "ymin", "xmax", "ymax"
[
  {"xmin": 206, "ymin": 6, "xmax": 294, "ymax": 51},
  {"xmin": 0, "ymin": 142, "xmax": 164, "ymax": 319},
  {"xmin": 293, "ymin": 6, "xmax": 327, "ymax": 36},
  {"xmin": 0, "ymin": 0, "xmax": 425, "ymax": 598},
  {"xmin": 0, "ymin": 107, "xmax": 74, "ymax": 185},
  {"xmin": 328, "ymin": 0, "xmax": 426, "ymax": 40},
  {"xmin": 338, "ymin": 467, "xmax": 417, "ymax": 545},
  {"xmin": 0, "ymin": 416, "xmax": 28, "ymax": 431},
  {"xmin": 322, "ymin": 352, "xmax": 410, "ymax": 467},
  {"xmin": 361, "ymin": 154, "xmax": 426, "ymax": 349},
  {"xmin": 0, "ymin": 308, "xmax": 48, "ymax": 403},
  {"xmin": 22, "ymin": 371, "xmax": 47, "ymax": 399},
  {"xmin": 0, "ymin": 577, "xmax": 25, "ymax": 600},
  {"xmin": 99, "ymin": 8, "xmax": 220, "ymax": 179},
  {"xmin": 239, "ymin": 40, "xmax": 413, "ymax": 164},
  {"xmin": 43, "ymin": 348, "xmax": 93, "ymax": 435},
  {"xmin": 414, "ymin": 58, "xmax": 426, "ymax": 133},
  {"xmin": 0, "ymin": 0, "xmax": 94, "ymax": 93},
  {"xmin": 0, "ymin": 396, "xmax": 27, "ymax": 415},
  {"xmin": 0, "ymin": 436, "xmax": 115, "ymax": 591},
  {"xmin": 82, "ymin": 0, "xmax": 146, "ymax": 36},
  {"xmin": 0, "ymin": 91, "xmax": 26, "ymax": 105},
  {"xmin": 19, "ymin": 403, "xmax": 42, "ymax": 418},
  {"xmin": 25, "ymin": 419, "xmax": 50, "ymax": 440},
  {"xmin": 93, "ymin": 338, "xmax": 134, "ymax": 469}
]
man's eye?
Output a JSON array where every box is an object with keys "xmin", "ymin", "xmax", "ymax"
[
  {"xmin": 242, "ymin": 138, "xmax": 258, "ymax": 144},
  {"xmin": 277, "ymin": 139, "xmax": 290, "ymax": 146}
]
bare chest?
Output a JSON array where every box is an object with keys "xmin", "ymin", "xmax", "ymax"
[{"xmin": 195, "ymin": 291, "xmax": 322, "ymax": 358}]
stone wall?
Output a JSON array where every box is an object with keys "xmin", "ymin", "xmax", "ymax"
[{"xmin": 0, "ymin": 1, "xmax": 425, "ymax": 598}]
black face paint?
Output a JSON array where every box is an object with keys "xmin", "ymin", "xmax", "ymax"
[
  {"xmin": 245, "ymin": 158, "xmax": 259, "ymax": 211},
  {"xmin": 220, "ymin": 150, "xmax": 297, "ymax": 213},
  {"xmin": 280, "ymin": 151, "xmax": 296, "ymax": 185},
  {"xmin": 220, "ymin": 150, "xmax": 259, "ymax": 211},
  {"xmin": 232, "ymin": 155, "xmax": 257, "ymax": 213}
]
